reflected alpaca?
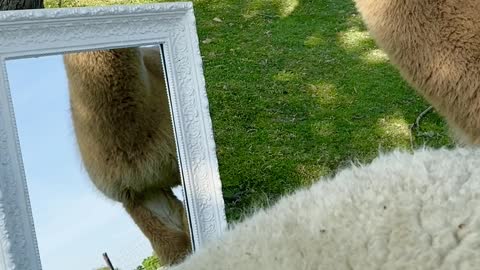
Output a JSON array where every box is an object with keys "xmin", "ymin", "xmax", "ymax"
[{"xmin": 63, "ymin": 47, "xmax": 190, "ymax": 265}]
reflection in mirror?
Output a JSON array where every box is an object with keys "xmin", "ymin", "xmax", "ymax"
[{"xmin": 7, "ymin": 45, "xmax": 191, "ymax": 270}]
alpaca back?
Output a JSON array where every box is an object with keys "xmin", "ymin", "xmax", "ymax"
[{"xmin": 171, "ymin": 147, "xmax": 480, "ymax": 270}]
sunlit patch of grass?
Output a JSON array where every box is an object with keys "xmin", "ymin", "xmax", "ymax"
[
  {"xmin": 243, "ymin": 0, "xmax": 299, "ymax": 18},
  {"xmin": 338, "ymin": 29, "xmax": 374, "ymax": 51},
  {"xmin": 361, "ymin": 49, "xmax": 389, "ymax": 64},
  {"xmin": 279, "ymin": 0, "xmax": 299, "ymax": 17},
  {"xmin": 304, "ymin": 35, "xmax": 324, "ymax": 47},
  {"xmin": 377, "ymin": 116, "xmax": 411, "ymax": 142},
  {"xmin": 274, "ymin": 70, "xmax": 299, "ymax": 82},
  {"xmin": 306, "ymin": 83, "xmax": 340, "ymax": 105}
]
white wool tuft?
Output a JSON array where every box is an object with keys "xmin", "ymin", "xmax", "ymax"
[{"xmin": 171, "ymin": 147, "xmax": 480, "ymax": 270}]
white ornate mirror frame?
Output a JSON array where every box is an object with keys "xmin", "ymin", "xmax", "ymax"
[{"xmin": 0, "ymin": 2, "xmax": 227, "ymax": 269}]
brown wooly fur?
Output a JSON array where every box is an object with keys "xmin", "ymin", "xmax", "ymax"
[
  {"xmin": 63, "ymin": 47, "xmax": 191, "ymax": 264},
  {"xmin": 354, "ymin": 0, "xmax": 480, "ymax": 144}
]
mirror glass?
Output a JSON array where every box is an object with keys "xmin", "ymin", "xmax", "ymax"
[{"xmin": 6, "ymin": 45, "xmax": 191, "ymax": 270}]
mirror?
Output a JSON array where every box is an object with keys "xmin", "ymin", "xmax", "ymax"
[
  {"xmin": 6, "ymin": 45, "xmax": 190, "ymax": 269},
  {"xmin": 0, "ymin": 3, "xmax": 226, "ymax": 270}
]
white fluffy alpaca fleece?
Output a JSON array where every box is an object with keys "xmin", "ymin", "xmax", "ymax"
[{"xmin": 171, "ymin": 147, "xmax": 480, "ymax": 270}]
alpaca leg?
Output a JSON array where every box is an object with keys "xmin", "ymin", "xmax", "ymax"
[{"xmin": 125, "ymin": 188, "xmax": 191, "ymax": 265}]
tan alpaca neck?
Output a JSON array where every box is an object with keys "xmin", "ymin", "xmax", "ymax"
[{"xmin": 355, "ymin": 0, "xmax": 480, "ymax": 143}]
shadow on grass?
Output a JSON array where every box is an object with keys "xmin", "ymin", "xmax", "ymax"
[{"xmin": 192, "ymin": 0, "xmax": 454, "ymax": 220}]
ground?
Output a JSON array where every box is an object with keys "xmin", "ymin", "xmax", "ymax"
[{"xmin": 45, "ymin": 0, "xmax": 454, "ymax": 221}]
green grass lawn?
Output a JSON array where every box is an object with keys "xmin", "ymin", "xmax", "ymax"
[{"xmin": 46, "ymin": 0, "xmax": 454, "ymax": 221}]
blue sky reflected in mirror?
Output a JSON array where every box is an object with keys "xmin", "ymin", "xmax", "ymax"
[{"xmin": 7, "ymin": 54, "xmax": 154, "ymax": 270}]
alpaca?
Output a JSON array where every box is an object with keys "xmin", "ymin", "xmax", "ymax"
[
  {"xmin": 353, "ymin": 0, "xmax": 480, "ymax": 144},
  {"xmin": 63, "ymin": 47, "xmax": 190, "ymax": 264},
  {"xmin": 170, "ymin": 147, "xmax": 480, "ymax": 270}
]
